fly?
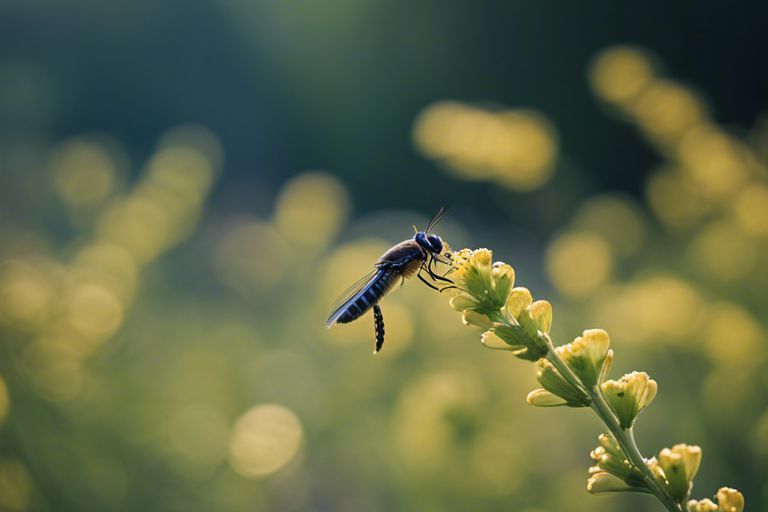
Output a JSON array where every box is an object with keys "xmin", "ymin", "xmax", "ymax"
[{"xmin": 326, "ymin": 208, "xmax": 453, "ymax": 353}]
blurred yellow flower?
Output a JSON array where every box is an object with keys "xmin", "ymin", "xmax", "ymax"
[
  {"xmin": 589, "ymin": 46, "xmax": 655, "ymax": 104},
  {"xmin": 274, "ymin": 172, "xmax": 350, "ymax": 248},
  {"xmin": 413, "ymin": 101, "xmax": 558, "ymax": 191},
  {"xmin": 0, "ymin": 376, "xmax": 8, "ymax": 427},
  {"xmin": 545, "ymin": 232, "xmax": 613, "ymax": 298},
  {"xmin": 228, "ymin": 403, "xmax": 304, "ymax": 479}
]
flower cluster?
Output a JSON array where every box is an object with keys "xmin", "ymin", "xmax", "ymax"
[
  {"xmin": 446, "ymin": 248, "xmax": 746, "ymax": 512},
  {"xmin": 687, "ymin": 488, "xmax": 745, "ymax": 512},
  {"xmin": 448, "ymin": 249, "xmax": 548, "ymax": 361},
  {"xmin": 587, "ymin": 433, "xmax": 646, "ymax": 493}
]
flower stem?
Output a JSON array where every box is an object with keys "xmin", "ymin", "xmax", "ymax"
[{"xmin": 543, "ymin": 336, "xmax": 682, "ymax": 512}]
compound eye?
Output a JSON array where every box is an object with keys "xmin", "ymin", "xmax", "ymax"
[
  {"xmin": 427, "ymin": 235, "xmax": 443, "ymax": 253},
  {"xmin": 415, "ymin": 232, "xmax": 430, "ymax": 249}
]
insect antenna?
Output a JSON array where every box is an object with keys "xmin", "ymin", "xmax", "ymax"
[{"xmin": 425, "ymin": 206, "xmax": 449, "ymax": 233}]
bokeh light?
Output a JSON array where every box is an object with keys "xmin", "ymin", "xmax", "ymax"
[
  {"xmin": 700, "ymin": 303, "xmax": 764, "ymax": 368},
  {"xmin": 49, "ymin": 138, "xmax": 118, "ymax": 208},
  {"xmin": 731, "ymin": 183, "xmax": 768, "ymax": 237},
  {"xmin": 166, "ymin": 403, "xmax": 230, "ymax": 477},
  {"xmin": 0, "ymin": 259, "xmax": 57, "ymax": 329},
  {"xmin": 688, "ymin": 221, "xmax": 757, "ymax": 283},
  {"xmin": 591, "ymin": 275, "xmax": 704, "ymax": 345},
  {"xmin": 545, "ymin": 232, "xmax": 613, "ymax": 297},
  {"xmin": 0, "ymin": 459, "xmax": 32, "ymax": 512},
  {"xmin": 570, "ymin": 195, "xmax": 648, "ymax": 256},
  {"xmin": 589, "ymin": 46, "xmax": 655, "ymax": 105},
  {"xmin": 393, "ymin": 369, "xmax": 485, "ymax": 471},
  {"xmin": 413, "ymin": 101, "xmax": 558, "ymax": 191},
  {"xmin": 0, "ymin": 15, "xmax": 765, "ymax": 511},
  {"xmin": 228, "ymin": 404, "xmax": 304, "ymax": 479},
  {"xmin": 213, "ymin": 220, "xmax": 291, "ymax": 293},
  {"xmin": 274, "ymin": 172, "xmax": 350, "ymax": 248},
  {"xmin": 0, "ymin": 376, "xmax": 9, "ymax": 427}
]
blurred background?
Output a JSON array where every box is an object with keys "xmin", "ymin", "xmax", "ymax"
[{"xmin": 1, "ymin": 1, "xmax": 767, "ymax": 511}]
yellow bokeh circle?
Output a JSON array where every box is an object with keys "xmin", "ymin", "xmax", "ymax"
[
  {"xmin": 228, "ymin": 404, "xmax": 304, "ymax": 478},
  {"xmin": 274, "ymin": 172, "xmax": 350, "ymax": 248},
  {"xmin": 546, "ymin": 232, "xmax": 613, "ymax": 297}
]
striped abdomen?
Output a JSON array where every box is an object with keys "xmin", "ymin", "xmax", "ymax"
[
  {"xmin": 326, "ymin": 239, "xmax": 426, "ymax": 328},
  {"xmin": 334, "ymin": 268, "xmax": 400, "ymax": 324}
]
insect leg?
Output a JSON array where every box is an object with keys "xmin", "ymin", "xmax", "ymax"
[
  {"xmin": 372, "ymin": 304, "xmax": 385, "ymax": 353},
  {"xmin": 427, "ymin": 256, "xmax": 453, "ymax": 283},
  {"xmin": 416, "ymin": 270, "xmax": 441, "ymax": 291}
]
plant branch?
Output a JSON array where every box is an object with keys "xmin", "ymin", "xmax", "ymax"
[{"xmin": 543, "ymin": 336, "xmax": 682, "ymax": 512}]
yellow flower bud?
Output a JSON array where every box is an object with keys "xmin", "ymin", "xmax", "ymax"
[
  {"xmin": 491, "ymin": 261, "xmax": 515, "ymax": 305},
  {"xmin": 491, "ymin": 261, "xmax": 515, "ymax": 283},
  {"xmin": 587, "ymin": 471, "xmax": 636, "ymax": 494},
  {"xmin": 556, "ymin": 329, "xmax": 611, "ymax": 389},
  {"xmin": 474, "ymin": 248, "xmax": 492, "ymax": 268},
  {"xmin": 686, "ymin": 488, "xmax": 744, "ymax": 512},
  {"xmin": 536, "ymin": 358, "xmax": 590, "ymax": 406},
  {"xmin": 645, "ymin": 456, "xmax": 667, "ymax": 483},
  {"xmin": 447, "ymin": 249, "xmax": 503, "ymax": 314},
  {"xmin": 715, "ymin": 487, "xmax": 744, "ymax": 512},
  {"xmin": 658, "ymin": 444, "xmax": 702, "ymax": 502},
  {"xmin": 492, "ymin": 323, "xmax": 548, "ymax": 361},
  {"xmin": 601, "ymin": 371, "xmax": 658, "ymax": 429},
  {"xmin": 526, "ymin": 388, "xmax": 568, "ymax": 407},
  {"xmin": 462, "ymin": 310, "xmax": 493, "ymax": 330},
  {"xmin": 481, "ymin": 330, "xmax": 514, "ymax": 350},
  {"xmin": 590, "ymin": 433, "xmax": 633, "ymax": 481},
  {"xmin": 505, "ymin": 287, "xmax": 533, "ymax": 318},
  {"xmin": 449, "ymin": 293, "xmax": 476, "ymax": 312},
  {"xmin": 529, "ymin": 300, "xmax": 553, "ymax": 333},
  {"xmin": 686, "ymin": 499, "xmax": 719, "ymax": 512}
]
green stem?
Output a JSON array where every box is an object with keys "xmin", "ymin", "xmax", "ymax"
[{"xmin": 542, "ymin": 336, "xmax": 682, "ymax": 512}]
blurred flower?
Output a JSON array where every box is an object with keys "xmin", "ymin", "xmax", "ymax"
[
  {"xmin": 228, "ymin": 403, "xmax": 304, "ymax": 479},
  {"xmin": 687, "ymin": 487, "xmax": 745, "ymax": 512},
  {"xmin": 413, "ymin": 101, "xmax": 558, "ymax": 191},
  {"xmin": 601, "ymin": 371, "xmax": 658, "ymax": 429},
  {"xmin": 732, "ymin": 183, "xmax": 768, "ymax": 237},
  {"xmin": 0, "ymin": 376, "xmax": 8, "ymax": 427},
  {"xmin": 658, "ymin": 444, "xmax": 702, "ymax": 502},
  {"xmin": 274, "ymin": 172, "xmax": 350, "ymax": 248},
  {"xmin": 589, "ymin": 46, "xmax": 655, "ymax": 105},
  {"xmin": 545, "ymin": 232, "xmax": 614, "ymax": 298},
  {"xmin": 571, "ymin": 194, "xmax": 649, "ymax": 257},
  {"xmin": 0, "ymin": 458, "xmax": 33, "ymax": 511},
  {"xmin": 49, "ymin": 138, "xmax": 119, "ymax": 209},
  {"xmin": 556, "ymin": 329, "xmax": 611, "ymax": 389}
]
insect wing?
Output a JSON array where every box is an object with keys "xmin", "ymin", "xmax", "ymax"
[{"xmin": 326, "ymin": 268, "xmax": 382, "ymax": 327}]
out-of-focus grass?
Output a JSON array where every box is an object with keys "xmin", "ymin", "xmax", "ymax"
[{"xmin": 0, "ymin": 46, "xmax": 766, "ymax": 511}]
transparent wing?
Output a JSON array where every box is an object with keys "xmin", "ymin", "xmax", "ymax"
[{"xmin": 326, "ymin": 267, "xmax": 381, "ymax": 327}]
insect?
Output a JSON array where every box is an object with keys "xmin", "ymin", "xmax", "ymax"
[{"xmin": 326, "ymin": 208, "xmax": 453, "ymax": 353}]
